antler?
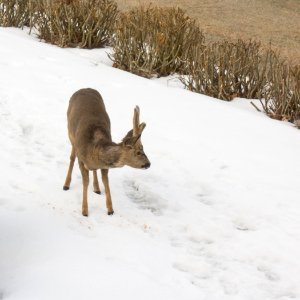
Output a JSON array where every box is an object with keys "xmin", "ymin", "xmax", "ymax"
[
  {"xmin": 133, "ymin": 106, "xmax": 140, "ymax": 136},
  {"xmin": 133, "ymin": 106, "xmax": 146, "ymax": 140}
]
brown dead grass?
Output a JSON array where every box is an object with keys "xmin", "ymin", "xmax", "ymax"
[{"xmin": 115, "ymin": 0, "xmax": 300, "ymax": 65}]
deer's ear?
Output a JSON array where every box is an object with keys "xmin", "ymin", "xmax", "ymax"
[
  {"xmin": 123, "ymin": 137, "xmax": 133, "ymax": 148},
  {"xmin": 123, "ymin": 134, "xmax": 141, "ymax": 148}
]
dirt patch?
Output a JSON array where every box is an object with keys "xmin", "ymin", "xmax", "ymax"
[{"xmin": 115, "ymin": 0, "xmax": 300, "ymax": 64}]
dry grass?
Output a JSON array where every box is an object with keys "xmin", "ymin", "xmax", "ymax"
[{"xmin": 115, "ymin": 0, "xmax": 300, "ymax": 65}]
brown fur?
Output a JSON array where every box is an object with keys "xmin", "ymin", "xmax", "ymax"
[{"xmin": 63, "ymin": 88, "xmax": 150, "ymax": 216}]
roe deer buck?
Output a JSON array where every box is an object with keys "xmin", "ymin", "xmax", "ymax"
[{"xmin": 63, "ymin": 88, "xmax": 150, "ymax": 216}]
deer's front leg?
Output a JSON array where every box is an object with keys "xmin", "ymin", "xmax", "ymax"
[
  {"xmin": 93, "ymin": 170, "xmax": 101, "ymax": 194},
  {"xmin": 79, "ymin": 161, "xmax": 89, "ymax": 217},
  {"xmin": 101, "ymin": 169, "xmax": 114, "ymax": 215},
  {"xmin": 63, "ymin": 146, "xmax": 76, "ymax": 190}
]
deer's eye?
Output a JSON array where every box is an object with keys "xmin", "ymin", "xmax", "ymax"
[{"xmin": 136, "ymin": 151, "xmax": 142, "ymax": 156}]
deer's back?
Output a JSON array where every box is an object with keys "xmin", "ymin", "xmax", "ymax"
[{"xmin": 67, "ymin": 88, "xmax": 111, "ymax": 148}]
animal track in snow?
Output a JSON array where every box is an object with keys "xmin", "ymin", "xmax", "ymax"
[
  {"xmin": 19, "ymin": 122, "xmax": 33, "ymax": 137},
  {"xmin": 219, "ymin": 277, "xmax": 239, "ymax": 295},
  {"xmin": 257, "ymin": 265, "xmax": 280, "ymax": 282},
  {"xmin": 196, "ymin": 193, "xmax": 213, "ymax": 206},
  {"xmin": 220, "ymin": 164, "xmax": 228, "ymax": 170},
  {"xmin": 123, "ymin": 179, "xmax": 167, "ymax": 215},
  {"xmin": 276, "ymin": 292, "xmax": 297, "ymax": 299},
  {"xmin": 232, "ymin": 218, "xmax": 257, "ymax": 231},
  {"xmin": 194, "ymin": 184, "xmax": 214, "ymax": 206},
  {"xmin": 0, "ymin": 97, "xmax": 10, "ymax": 118},
  {"xmin": 170, "ymin": 229, "xmax": 220, "ymax": 288}
]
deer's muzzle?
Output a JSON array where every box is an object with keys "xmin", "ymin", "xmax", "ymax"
[{"xmin": 142, "ymin": 162, "xmax": 151, "ymax": 169}]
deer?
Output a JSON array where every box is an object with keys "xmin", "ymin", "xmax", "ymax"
[{"xmin": 63, "ymin": 88, "xmax": 151, "ymax": 216}]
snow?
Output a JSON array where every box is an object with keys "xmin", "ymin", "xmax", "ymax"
[{"xmin": 1, "ymin": 27, "xmax": 300, "ymax": 300}]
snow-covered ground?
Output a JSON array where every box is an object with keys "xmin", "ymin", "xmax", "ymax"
[{"xmin": 1, "ymin": 27, "xmax": 300, "ymax": 300}]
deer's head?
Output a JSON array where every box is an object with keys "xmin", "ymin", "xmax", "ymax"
[{"xmin": 121, "ymin": 106, "xmax": 151, "ymax": 169}]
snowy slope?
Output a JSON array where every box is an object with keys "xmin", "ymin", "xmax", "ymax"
[{"xmin": 1, "ymin": 27, "xmax": 300, "ymax": 300}]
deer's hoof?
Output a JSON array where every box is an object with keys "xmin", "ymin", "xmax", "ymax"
[
  {"xmin": 107, "ymin": 211, "xmax": 114, "ymax": 216},
  {"xmin": 63, "ymin": 186, "xmax": 69, "ymax": 191},
  {"xmin": 94, "ymin": 191, "xmax": 101, "ymax": 195},
  {"xmin": 82, "ymin": 211, "xmax": 88, "ymax": 217}
]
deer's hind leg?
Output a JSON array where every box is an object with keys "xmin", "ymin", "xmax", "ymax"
[
  {"xmin": 93, "ymin": 170, "xmax": 101, "ymax": 194},
  {"xmin": 79, "ymin": 160, "xmax": 89, "ymax": 217},
  {"xmin": 63, "ymin": 146, "xmax": 76, "ymax": 191}
]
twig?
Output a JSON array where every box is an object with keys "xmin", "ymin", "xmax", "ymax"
[{"xmin": 250, "ymin": 101, "xmax": 261, "ymax": 112}]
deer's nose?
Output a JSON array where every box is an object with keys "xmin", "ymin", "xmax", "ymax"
[{"xmin": 142, "ymin": 162, "xmax": 151, "ymax": 169}]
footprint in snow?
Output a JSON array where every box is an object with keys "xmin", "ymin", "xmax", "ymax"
[
  {"xmin": 171, "ymin": 231, "xmax": 217, "ymax": 282},
  {"xmin": 232, "ymin": 218, "xmax": 256, "ymax": 231},
  {"xmin": 123, "ymin": 179, "xmax": 166, "ymax": 215},
  {"xmin": 219, "ymin": 278, "xmax": 239, "ymax": 295},
  {"xmin": 276, "ymin": 292, "xmax": 298, "ymax": 299},
  {"xmin": 196, "ymin": 193, "xmax": 213, "ymax": 206},
  {"xmin": 16, "ymin": 120, "xmax": 34, "ymax": 140},
  {"xmin": 0, "ymin": 98, "xmax": 11, "ymax": 121},
  {"xmin": 257, "ymin": 265, "xmax": 280, "ymax": 282},
  {"xmin": 220, "ymin": 164, "xmax": 228, "ymax": 170},
  {"xmin": 194, "ymin": 184, "xmax": 214, "ymax": 206},
  {"xmin": 20, "ymin": 123, "xmax": 33, "ymax": 137}
]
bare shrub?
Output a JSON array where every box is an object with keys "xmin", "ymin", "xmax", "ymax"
[
  {"xmin": 180, "ymin": 40, "xmax": 274, "ymax": 101},
  {"xmin": 34, "ymin": 0, "xmax": 118, "ymax": 48},
  {"xmin": 181, "ymin": 38, "xmax": 300, "ymax": 122},
  {"xmin": 0, "ymin": 0, "xmax": 34, "ymax": 28},
  {"xmin": 110, "ymin": 5, "xmax": 205, "ymax": 78},
  {"xmin": 259, "ymin": 62, "xmax": 300, "ymax": 122}
]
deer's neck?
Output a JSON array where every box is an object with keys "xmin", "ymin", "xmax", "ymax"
[{"xmin": 87, "ymin": 141, "xmax": 124, "ymax": 170}]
